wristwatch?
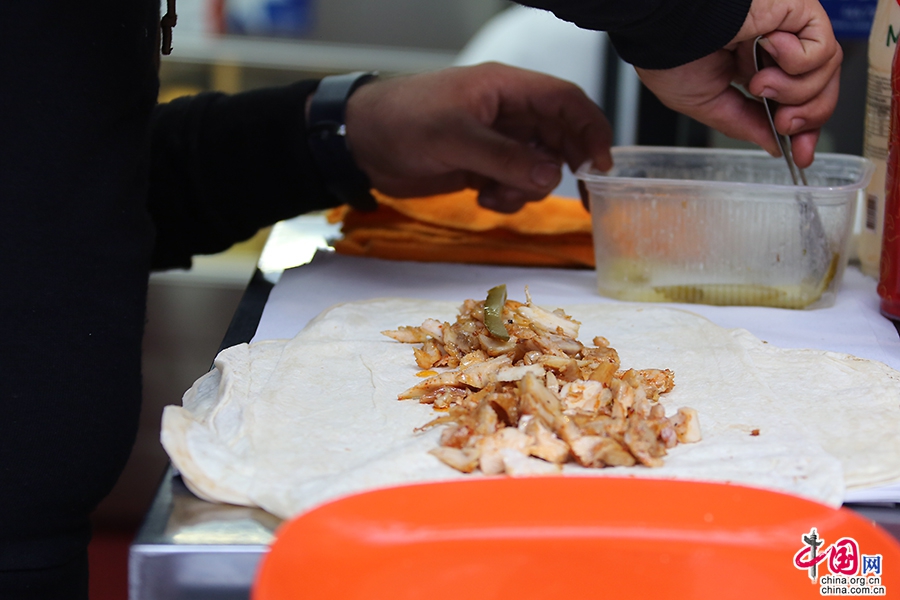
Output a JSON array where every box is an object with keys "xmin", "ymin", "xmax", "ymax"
[{"xmin": 307, "ymin": 71, "xmax": 379, "ymax": 211}]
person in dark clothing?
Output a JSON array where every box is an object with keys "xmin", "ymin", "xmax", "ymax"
[{"xmin": 0, "ymin": 0, "xmax": 839, "ymax": 597}]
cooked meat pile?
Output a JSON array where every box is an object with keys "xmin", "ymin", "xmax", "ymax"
[{"xmin": 382, "ymin": 287, "xmax": 701, "ymax": 475}]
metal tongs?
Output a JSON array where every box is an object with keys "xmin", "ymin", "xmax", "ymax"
[
  {"xmin": 753, "ymin": 36, "xmax": 809, "ymax": 186},
  {"xmin": 753, "ymin": 36, "xmax": 834, "ymax": 290}
]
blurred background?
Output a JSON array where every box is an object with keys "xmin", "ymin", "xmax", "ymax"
[{"xmin": 90, "ymin": 0, "xmax": 877, "ymax": 596}]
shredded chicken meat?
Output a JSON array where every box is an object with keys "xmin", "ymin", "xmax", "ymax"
[{"xmin": 382, "ymin": 287, "xmax": 701, "ymax": 475}]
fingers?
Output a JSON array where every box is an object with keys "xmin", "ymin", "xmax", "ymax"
[
  {"xmin": 636, "ymin": 62, "xmax": 783, "ymax": 157},
  {"xmin": 436, "ymin": 66, "xmax": 612, "ymax": 203},
  {"xmin": 522, "ymin": 82, "xmax": 614, "ymax": 173},
  {"xmin": 771, "ymin": 66, "xmax": 839, "ymax": 140},
  {"xmin": 789, "ymin": 129, "xmax": 820, "ymax": 169},
  {"xmin": 477, "ymin": 182, "xmax": 532, "ymax": 214},
  {"xmin": 697, "ymin": 90, "xmax": 784, "ymax": 157},
  {"xmin": 436, "ymin": 115, "xmax": 564, "ymax": 198},
  {"xmin": 748, "ymin": 32, "xmax": 841, "ymax": 135},
  {"xmin": 733, "ymin": 0, "xmax": 842, "ymax": 161},
  {"xmin": 344, "ymin": 62, "xmax": 613, "ymax": 210},
  {"xmin": 756, "ymin": 29, "xmax": 838, "ymax": 77},
  {"xmin": 482, "ymin": 63, "xmax": 613, "ymax": 172}
]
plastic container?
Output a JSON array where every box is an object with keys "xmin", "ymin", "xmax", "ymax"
[
  {"xmin": 254, "ymin": 477, "xmax": 900, "ymax": 600},
  {"xmin": 577, "ymin": 147, "xmax": 874, "ymax": 309}
]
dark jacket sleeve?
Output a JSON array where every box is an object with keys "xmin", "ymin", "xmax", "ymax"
[
  {"xmin": 515, "ymin": 0, "xmax": 752, "ymax": 69},
  {"xmin": 147, "ymin": 80, "xmax": 340, "ymax": 270}
]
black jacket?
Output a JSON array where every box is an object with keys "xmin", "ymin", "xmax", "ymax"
[{"xmin": 521, "ymin": 0, "xmax": 752, "ymax": 69}]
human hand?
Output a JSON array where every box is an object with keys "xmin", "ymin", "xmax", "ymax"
[
  {"xmin": 634, "ymin": 0, "xmax": 841, "ymax": 168},
  {"xmin": 344, "ymin": 62, "xmax": 612, "ymax": 213}
]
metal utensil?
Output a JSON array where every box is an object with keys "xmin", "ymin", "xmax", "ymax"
[{"xmin": 752, "ymin": 36, "xmax": 836, "ymax": 292}]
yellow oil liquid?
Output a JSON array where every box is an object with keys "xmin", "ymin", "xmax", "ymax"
[{"xmin": 599, "ymin": 254, "xmax": 839, "ymax": 309}]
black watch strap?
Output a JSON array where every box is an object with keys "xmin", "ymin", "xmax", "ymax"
[{"xmin": 307, "ymin": 71, "xmax": 379, "ymax": 211}]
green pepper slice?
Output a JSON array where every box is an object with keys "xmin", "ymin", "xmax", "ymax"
[{"xmin": 484, "ymin": 284, "xmax": 510, "ymax": 341}]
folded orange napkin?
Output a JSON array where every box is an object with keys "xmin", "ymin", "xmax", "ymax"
[{"xmin": 328, "ymin": 190, "xmax": 594, "ymax": 268}]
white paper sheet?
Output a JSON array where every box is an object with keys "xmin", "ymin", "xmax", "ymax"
[{"xmin": 252, "ymin": 252, "xmax": 900, "ymax": 503}]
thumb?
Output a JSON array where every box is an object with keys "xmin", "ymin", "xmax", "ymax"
[{"xmin": 439, "ymin": 117, "xmax": 563, "ymax": 197}]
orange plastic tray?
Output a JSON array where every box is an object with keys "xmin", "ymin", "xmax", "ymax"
[{"xmin": 253, "ymin": 477, "xmax": 900, "ymax": 599}]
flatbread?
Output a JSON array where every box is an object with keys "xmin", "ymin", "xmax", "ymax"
[{"xmin": 161, "ymin": 300, "xmax": 900, "ymax": 519}]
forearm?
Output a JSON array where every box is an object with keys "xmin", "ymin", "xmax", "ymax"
[
  {"xmin": 515, "ymin": 0, "xmax": 752, "ymax": 69},
  {"xmin": 148, "ymin": 80, "xmax": 338, "ymax": 269}
]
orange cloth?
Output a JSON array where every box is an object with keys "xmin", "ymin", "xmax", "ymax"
[{"xmin": 328, "ymin": 190, "xmax": 595, "ymax": 268}]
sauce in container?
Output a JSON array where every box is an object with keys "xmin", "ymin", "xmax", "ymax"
[{"xmin": 878, "ymin": 40, "xmax": 900, "ymax": 319}]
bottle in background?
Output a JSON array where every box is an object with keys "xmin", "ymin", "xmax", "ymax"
[
  {"xmin": 878, "ymin": 36, "xmax": 900, "ymax": 319},
  {"xmin": 860, "ymin": 0, "xmax": 900, "ymax": 278}
]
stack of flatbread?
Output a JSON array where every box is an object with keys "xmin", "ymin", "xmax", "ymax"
[
  {"xmin": 327, "ymin": 190, "xmax": 594, "ymax": 268},
  {"xmin": 161, "ymin": 297, "xmax": 900, "ymax": 520}
]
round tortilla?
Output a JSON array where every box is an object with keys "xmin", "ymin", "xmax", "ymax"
[{"xmin": 161, "ymin": 300, "xmax": 900, "ymax": 519}]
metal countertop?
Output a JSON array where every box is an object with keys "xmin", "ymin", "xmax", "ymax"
[{"xmin": 129, "ymin": 217, "xmax": 900, "ymax": 600}]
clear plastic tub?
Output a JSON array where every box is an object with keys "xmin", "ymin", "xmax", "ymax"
[{"xmin": 576, "ymin": 147, "xmax": 874, "ymax": 309}]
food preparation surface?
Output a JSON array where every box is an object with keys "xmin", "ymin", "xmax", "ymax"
[{"xmin": 131, "ymin": 240, "xmax": 900, "ymax": 600}]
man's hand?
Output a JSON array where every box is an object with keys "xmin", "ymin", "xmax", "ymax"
[
  {"xmin": 635, "ymin": 0, "xmax": 841, "ymax": 168},
  {"xmin": 344, "ymin": 62, "xmax": 612, "ymax": 213}
]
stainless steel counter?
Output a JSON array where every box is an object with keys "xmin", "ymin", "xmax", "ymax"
[
  {"xmin": 130, "ymin": 217, "xmax": 900, "ymax": 600},
  {"xmin": 130, "ymin": 469, "xmax": 278, "ymax": 600}
]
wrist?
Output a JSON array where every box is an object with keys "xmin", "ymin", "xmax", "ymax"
[{"xmin": 307, "ymin": 71, "xmax": 379, "ymax": 210}]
